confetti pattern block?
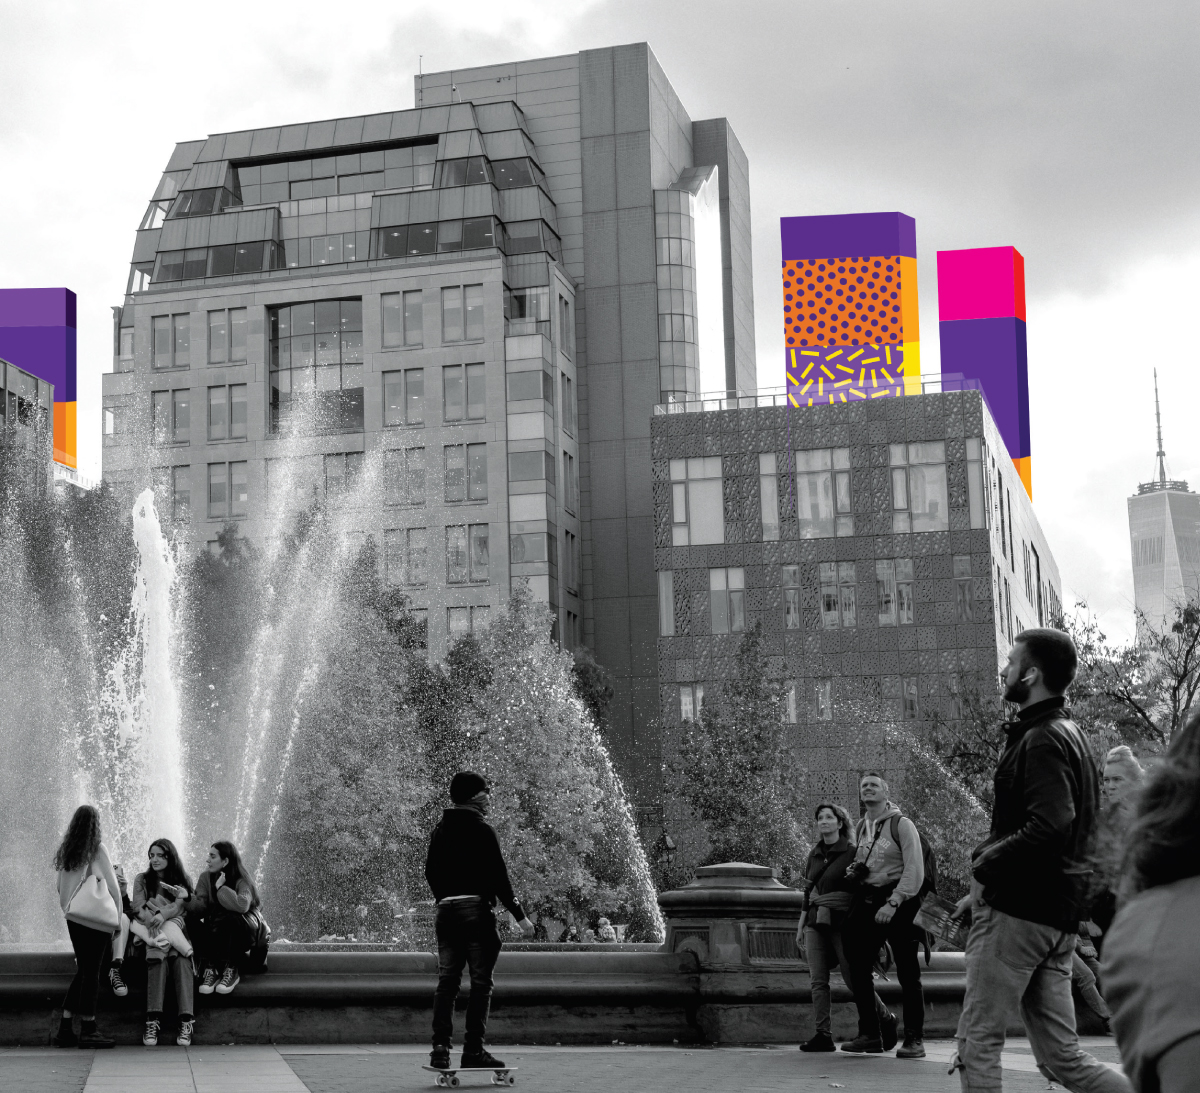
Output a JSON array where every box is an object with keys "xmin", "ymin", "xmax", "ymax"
[
  {"xmin": 937, "ymin": 247, "xmax": 1030, "ymax": 496},
  {"xmin": 781, "ymin": 213, "xmax": 920, "ymax": 406},
  {"xmin": 0, "ymin": 287, "xmax": 77, "ymax": 468}
]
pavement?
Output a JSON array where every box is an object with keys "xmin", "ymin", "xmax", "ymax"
[{"xmin": 0, "ymin": 1038, "xmax": 1127, "ymax": 1092}]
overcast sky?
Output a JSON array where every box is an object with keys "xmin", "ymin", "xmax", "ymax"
[{"xmin": 2, "ymin": 0, "xmax": 1196, "ymax": 643}]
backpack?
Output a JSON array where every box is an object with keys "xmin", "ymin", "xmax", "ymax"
[{"xmin": 889, "ymin": 814, "xmax": 938, "ymax": 898}]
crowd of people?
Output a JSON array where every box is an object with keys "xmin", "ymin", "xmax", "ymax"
[{"xmin": 53, "ymin": 807, "xmax": 267, "ymax": 1049}]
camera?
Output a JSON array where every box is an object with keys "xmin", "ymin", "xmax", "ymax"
[{"xmin": 843, "ymin": 859, "xmax": 870, "ymax": 888}]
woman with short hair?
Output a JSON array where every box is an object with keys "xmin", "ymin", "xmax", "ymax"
[
  {"xmin": 187, "ymin": 840, "xmax": 262, "ymax": 995},
  {"xmin": 1103, "ymin": 708, "xmax": 1200, "ymax": 1093},
  {"xmin": 53, "ymin": 805, "xmax": 121, "ymax": 1048},
  {"xmin": 796, "ymin": 802, "xmax": 894, "ymax": 1052}
]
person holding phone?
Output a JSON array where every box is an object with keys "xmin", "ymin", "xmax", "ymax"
[
  {"xmin": 186, "ymin": 840, "xmax": 261, "ymax": 998},
  {"xmin": 131, "ymin": 839, "xmax": 196, "ymax": 1047}
]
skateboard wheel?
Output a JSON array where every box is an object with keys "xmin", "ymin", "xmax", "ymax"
[
  {"xmin": 448, "ymin": 1077, "xmax": 461, "ymax": 1089},
  {"xmin": 434, "ymin": 1076, "xmax": 446, "ymax": 1088},
  {"xmin": 505, "ymin": 1075, "xmax": 515, "ymax": 1086}
]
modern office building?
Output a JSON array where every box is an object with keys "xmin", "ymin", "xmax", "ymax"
[
  {"xmin": 0, "ymin": 356, "xmax": 55, "ymax": 496},
  {"xmin": 1128, "ymin": 377, "xmax": 1200, "ymax": 632},
  {"xmin": 102, "ymin": 43, "xmax": 755, "ymax": 795},
  {"xmin": 651, "ymin": 383, "xmax": 1061, "ymax": 806}
]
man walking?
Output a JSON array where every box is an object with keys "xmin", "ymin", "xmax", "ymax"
[
  {"xmin": 951, "ymin": 629, "xmax": 1131, "ymax": 1092},
  {"xmin": 840, "ymin": 771, "xmax": 926, "ymax": 1058},
  {"xmin": 425, "ymin": 771, "xmax": 534, "ymax": 1072}
]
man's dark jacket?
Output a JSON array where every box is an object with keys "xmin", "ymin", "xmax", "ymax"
[
  {"xmin": 973, "ymin": 696, "xmax": 1101, "ymax": 931},
  {"xmin": 425, "ymin": 807, "xmax": 525, "ymax": 920}
]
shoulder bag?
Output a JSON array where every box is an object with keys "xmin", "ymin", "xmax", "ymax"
[{"xmin": 65, "ymin": 865, "xmax": 120, "ymax": 933}]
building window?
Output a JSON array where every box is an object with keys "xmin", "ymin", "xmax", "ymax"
[
  {"xmin": 680, "ymin": 683, "xmax": 704, "ymax": 722},
  {"xmin": 269, "ymin": 299, "xmax": 364, "ymax": 435},
  {"xmin": 659, "ymin": 570, "xmax": 675, "ymax": 636},
  {"xmin": 814, "ymin": 678, "xmax": 833, "ymax": 722},
  {"xmin": 783, "ymin": 565, "xmax": 801, "ymax": 629},
  {"xmin": 447, "ymin": 524, "xmax": 489, "ymax": 584},
  {"xmin": 759, "ymin": 453, "xmax": 780, "ymax": 541},
  {"xmin": 444, "ymin": 442, "xmax": 487, "ymax": 503},
  {"xmin": 442, "ymin": 285, "xmax": 484, "ymax": 343},
  {"xmin": 902, "ymin": 676, "xmax": 920, "ymax": 720},
  {"xmin": 891, "ymin": 441, "xmax": 948, "ymax": 533},
  {"xmin": 559, "ymin": 294, "xmax": 573, "ymax": 357},
  {"xmin": 152, "ymin": 314, "xmax": 190, "ymax": 370},
  {"xmin": 710, "ymin": 567, "xmax": 745, "ymax": 634},
  {"xmin": 443, "ymin": 363, "xmax": 486, "ymax": 422},
  {"xmin": 785, "ymin": 681, "xmax": 798, "ymax": 724},
  {"xmin": 117, "ymin": 328, "xmax": 135, "ymax": 370},
  {"xmin": 448, "ymin": 605, "xmax": 492, "ymax": 640},
  {"xmin": 506, "ymin": 368, "xmax": 554, "ymax": 411},
  {"xmin": 966, "ymin": 437, "xmax": 987, "ymax": 529},
  {"xmin": 670, "ymin": 456, "xmax": 724, "ymax": 546},
  {"xmin": 152, "ymin": 389, "xmax": 190, "ymax": 446},
  {"xmin": 1004, "ymin": 576, "xmax": 1013, "ymax": 641},
  {"xmin": 207, "ymin": 385, "xmax": 247, "ymax": 442},
  {"xmin": 323, "ymin": 452, "xmax": 364, "ymax": 498},
  {"xmin": 384, "ymin": 527, "xmax": 428, "ymax": 586},
  {"xmin": 564, "ymin": 610, "xmax": 580, "ymax": 650},
  {"xmin": 876, "ymin": 558, "xmax": 914, "ymax": 626},
  {"xmin": 560, "ymin": 372, "xmax": 576, "ymax": 436},
  {"xmin": 819, "ymin": 561, "xmax": 856, "ymax": 629},
  {"xmin": 382, "ymin": 290, "xmax": 423, "ymax": 348},
  {"xmin": 207, "ymin": 461, "xmax": 248, "ymax": 519},
  {"xmin": 207, "ymin": 308, "xmax": 248, "ymax": 364},
  {"xmin": 563, "ymin": 530, "xmax": 579, "ymax": 594},
  {"xmin": 562, "ymin": 451, "xmax": 576, "ymax": 514},
  {"xmin": 955, "ymin": 554, "xmax": 975, "ymax": 622},
  {"xmin": 507, "ymin": 449, "xmax": 555, "ymax": 487},
  {"xmin": 383, "ymin": 447, "xmax": 425, "ymax": 507},
  {"xmin": 383, "ymin": 368, "xmax": 424, "ymax": 427},
  {"xmin": 795, "ymin": 448, "xmax": 853, "ymax": 538},
  {"xmin": 1007, "ymin": 488, "xmax": 1015, "ymax": 572},
  {"xmin": 172, "ymin": 466, "xmax": 191, "ymax": 522}
]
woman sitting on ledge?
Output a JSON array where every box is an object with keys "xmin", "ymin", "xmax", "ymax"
[{"xmin": 187, "ymin": 840, "xmax": 263, "ymax": 996}]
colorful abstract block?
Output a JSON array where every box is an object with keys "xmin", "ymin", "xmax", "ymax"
[
  {"xmin": 937, "ymin": 248, "xmax": 1030, "ymax": 496},
  {"xmin": 0, "ymin": 287, "xmax": 77, "ymax": 468},
  {"xmin": 781, "ymin": 213, "xmax": 920, "ymax": 406}
]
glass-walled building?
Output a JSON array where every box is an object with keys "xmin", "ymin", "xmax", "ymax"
[
  {"xmin": 651, "ymin": 384, "xmax": 1061, "ymax": 809},
  {"xmin": 0, "ymin": 357, "xmax": 54, "ymax": 496}
]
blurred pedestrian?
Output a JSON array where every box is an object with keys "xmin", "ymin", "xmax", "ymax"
[
  {"xmin": 1102, "ymin": 706, "xmax": 1200, "ymax": 1093},
  {"xmin": 1090, "ymin": 747, "xmax": 1146, "ymax": 940},
  {"xmin": 950, "ymin": 629, "xmax": 1131, "ymax": 1092}
]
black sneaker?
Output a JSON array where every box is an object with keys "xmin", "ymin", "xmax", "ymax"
[
  {"xmin": 460, "ymin": 1048, "xmax": 506, "ymax": 1069},
  {"xmin": 880, "ymin": 1011, "xmax": 899, "ymax": 1051},
  {"xmin": 108, "ymin": 966, "xmax": 129, "ymax": 997},
  {"xmin": 799, "ymin": 1031, "xmax": 836, "ymax": 1052},
  {"xmin": 430, "ymin": 1046, "xmax": 451, "ymax": 1069},
  {"xmin": 78, "ymin": 1028, "xmax": 116, "ymax": 1048},
  {"xmin": 840, "ymin": 1035, "xmax": 884, "ymax": 1054},
  {"xmin": 198, "ymin": 967, "xmax": 219, "ymax": 994},
  {"xmin": 896, "ymin": 1036, "xmax": 926, "ymax": 1058},
  {"xmin": 54, "ymin": 1023, "xmax": 78, "ymax": 1048},
  {"xmin": 214, "ymin": 966, "xmax": 240, "ymax": 995}
]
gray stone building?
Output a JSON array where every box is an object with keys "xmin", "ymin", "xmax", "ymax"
[
  {"xmin": 651, "ymin": 384, "xmax": 1062, "ymax": 808},
  {"xmin": 103, "ymin": 43, "xmax": 755, "ymax": 800}
]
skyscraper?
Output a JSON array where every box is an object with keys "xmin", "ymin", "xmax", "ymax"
[{"xmin": 1128, "ymin": 373, "xmax": 1200, "ymax": 631}]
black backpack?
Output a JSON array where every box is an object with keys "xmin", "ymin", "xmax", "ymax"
[{"xmin": 889, "ymin": 814, "xmax": 937, "ymax": 898}]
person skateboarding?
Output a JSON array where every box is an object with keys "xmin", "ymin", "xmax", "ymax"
[{"xmin": 425, "ymin": 772, "xmax": 534, "ymax": 1074}]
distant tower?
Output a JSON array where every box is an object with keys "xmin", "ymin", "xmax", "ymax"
[{"xmin": 1128, "ymin": 372, "xmax": 1200, "ymax": 632}]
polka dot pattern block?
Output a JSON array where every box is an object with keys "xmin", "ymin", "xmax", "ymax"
[{"xmin": 782, "ymin": 255, "xmax": 916, "ymax": 350}]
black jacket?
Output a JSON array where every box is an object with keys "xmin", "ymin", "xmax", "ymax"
[
  {"xmin": 802, "ymin": 836, "xmax": 857, "ymax": 895},
  {"xmin": 973, "ymin": 696, "xmax": 1100, "ymax": 930},
  {"xmin": 424, "ymin": 807, "xmax": 525, "ymax": 920}
]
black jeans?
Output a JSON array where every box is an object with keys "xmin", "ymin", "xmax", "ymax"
[
  {"xmin": 192, "ymin": 912, "xmax": 254, "ymax": 971},
  {"xmin": 431, "ymin": 899, "xmax": 502, "ymax": 1052},
  {"xmin": 63, "ymin": 921, "xmax": 113, "ymax": 1017},
  {"xmin": 843, "ymin": 886, "xmax": 924, "ymax": 1040}
]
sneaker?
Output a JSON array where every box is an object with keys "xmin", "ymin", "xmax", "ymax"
[
  {"xmin": 54, "ymin": 1023, "xmax": 78, "ymax": 1048},
  {"xmin": 880, "ymin": 1011, "xmax": 899, "ymax": 1051},
  {"xmin": 214, "ymin": 966, "xmax": 240, "ymax": 995},
  {"xmin": 840, "ymin": 1035, "xmax": 884, "ymax": 1054},
  {"xmin": 896, "ymin": 1036, "xmax": 926, "ymax": 1058},
  {"xmin": 460, "ymin": 1048, "xmax": 506, "ymax": 1070},
  {"xmin": 108, "ymin": 965, "xmax": 128, "ymax": 997},
  {"xmin": 143, "ymin": 1019, "xmax": 160, "ymax": 1047},
  {"xmin": 198, "ymin": 967, "xmax": 218, "ymax": 995},
  {"xmin": 78, "ymin": 1028, "xmax": 115, "ymax": 1049},
  {"xmin": 177, "ymin": 1019, "xmax": 194, "ymax": 1047},
  {"xmin": 799, "ymin": 1031, "xmax": 836, "ymax": 1052},
  {"xmin": 430, "ymin": 1045, "xmax": 451, "ymax": 1069}
]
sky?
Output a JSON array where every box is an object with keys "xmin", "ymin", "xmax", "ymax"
[{"xmin": 2, "ymin": 0, "xmax": 1197, "ymax": 644}]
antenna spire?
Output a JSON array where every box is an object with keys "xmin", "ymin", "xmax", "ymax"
[{"xmin": 1154, "ymin": 369, "xmax": 1168, "ymax": 487}]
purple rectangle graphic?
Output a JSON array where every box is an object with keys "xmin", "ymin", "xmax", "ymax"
[{"xmin": 781, "ymin": 212, "xmax": 917, "ymax": 261}]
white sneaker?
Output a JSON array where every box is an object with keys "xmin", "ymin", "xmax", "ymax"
[
  {"xmin": 143, "ymin": 1019, "xmax": 160, "ymax": 1047},
  {"xmin": 176, "ymin": 1019, "xmax": 194, "ymax": 1047}
]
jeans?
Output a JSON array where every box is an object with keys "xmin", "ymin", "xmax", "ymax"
[
  {"xmin": 147, "ymin": 951, "xmax": 194, "ymax": 1021},
  {"xmin": 1071, "ymin": 952, "xmax": 1111, "ymax": 1021},
  {"xmin": 63, "ymin": 921, "xmax": 112, "ymax": 1017},
  {"xmin": 431, "ymin": 899, "xmax": 503, "ymax": 1052},
  {"xmin": 193, "ymin": 912, "xmax": 254, "ymax": 971},
  {"xmin": 956, "ymin": 900, "xmax": 1131, "ymax": 1092},
  {"xmin": 844, "ymin": 887, "xmax": 924, "ymax": 1040},
  {"xmin": 805, "ymin": 925, "xmax": 890, "ymax": 1035}
]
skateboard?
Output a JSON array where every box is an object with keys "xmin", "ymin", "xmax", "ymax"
[{"xmin": 422, "ymin": 1064, "xmax": 517, "ymax": 1087}]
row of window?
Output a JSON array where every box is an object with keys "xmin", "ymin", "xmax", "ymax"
[
  {"xmin": 657, "ymin": 555, "xmax": 978, "ymax": 637},
  {"xmin": 151, "ymin": 384, "xmax": 246, "ymax": 446},
  {"xmin": 680, "ymin": 674, "xmax": 924, "ymax": 725}
]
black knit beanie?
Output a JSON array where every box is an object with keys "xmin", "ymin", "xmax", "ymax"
[{"xmin": 450, "ymin": 771, "xmax": 490, "ymax": 804}]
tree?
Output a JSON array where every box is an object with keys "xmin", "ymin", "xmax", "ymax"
[{"xmin": 670, "ymin": 624, "xmax": 806, "ymax": 881}]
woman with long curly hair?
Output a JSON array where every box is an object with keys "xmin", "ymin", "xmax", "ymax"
[
  {"xmin": 52, "ymin": 804, "xmax": 121, "ymax": 1048},
  {"xmin": 186, "ymin": 840, "xmax": 262, "ymax": 996},
  {"xmin": 1103, "ymin": 707, "xmax": 1200, "ymax": 1093}
]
